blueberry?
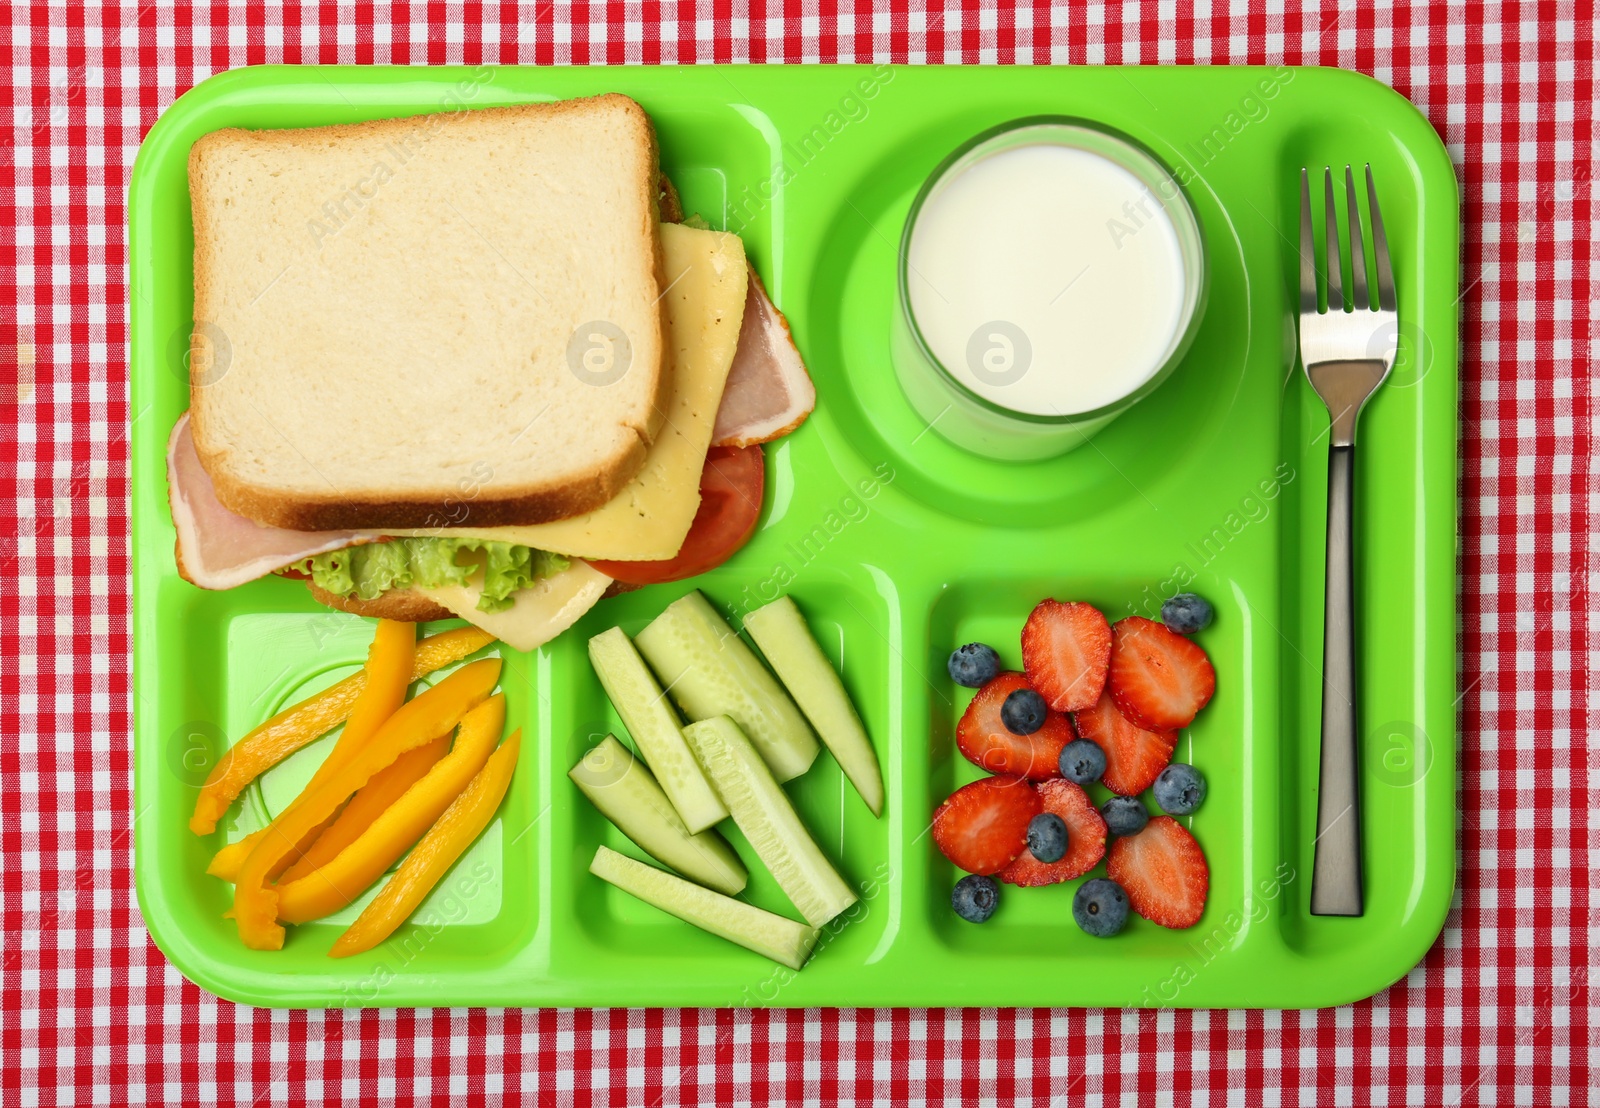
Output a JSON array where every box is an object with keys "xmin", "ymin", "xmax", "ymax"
[
  {"xmin": 1057, "ymin": 739, "xmax": 1107, "ymax": 786},
  {"xmin": 1161, "ymin": 593, "xmax": 1214, "ymax": 634},
  {"xmin": 1072, "ymin": 878, "xmax": 1130, "ymax": 937},
  {"xmin": 951, "ymin": 874, "xmax": 1000, "ymax": 923},
  {"xmin": 1153, "ymin": 763, "xmax": 1207, "ymax": 815},
  {"xmin": 1100, "ymin": 795, "xmax": 1150, "ymax": 837},
  {"xmin": 1000, "ymin": 688, "xmax": 1048, "ymax": 735},
  {"xmin": 948, "ymin": 643, "xmax": 1002, "ymax": 688},
  {"xmin": 1026, "ymin": 812, "xmax": 1068, "ymax": 863}
]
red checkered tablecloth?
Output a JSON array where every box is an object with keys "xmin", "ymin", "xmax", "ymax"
[{"xmin": 2, "ymin": 1, "xmax": 1592, "ymax": 1104}]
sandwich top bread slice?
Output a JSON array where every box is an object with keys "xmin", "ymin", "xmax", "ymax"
[
  {"xmin": 186, "ymin": 94, "xmax": 667, "ymax": 533},
  {"xmin": 384, "ymin": 221, "xmax": 750, "ymax": 562}
]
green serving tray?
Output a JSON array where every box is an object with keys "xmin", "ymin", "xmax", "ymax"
[{"xmin": 130, "ymin": 64, "xmax": 1458, "ymax": 1009}]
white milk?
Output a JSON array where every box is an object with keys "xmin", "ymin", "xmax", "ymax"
[{"xmin": 906, "ymin": 142, "xmax": 1189, "ymax": 417}]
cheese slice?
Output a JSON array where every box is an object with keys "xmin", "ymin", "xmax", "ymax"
[
  {"xmin": 413, "ymin": 561, "xmax": 613, "ymax": 653},
  {"xmin": 393, "ymin": 223, "xmax": 749, "ymax": 560}
]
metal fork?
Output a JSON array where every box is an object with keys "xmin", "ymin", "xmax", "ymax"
[{"xmin": 1298, "ymin": 164, "xmax": 1397, "ymax": 917}]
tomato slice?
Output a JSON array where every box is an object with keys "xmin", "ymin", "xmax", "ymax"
[{"xmin": 590, "ymin": 445, "xmax": 765, "ymax": 585}]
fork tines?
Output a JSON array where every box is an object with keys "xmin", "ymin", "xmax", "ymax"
[{"xmin": 1299, "ymin": 164, "xmax": 1397, "ymax": 316}]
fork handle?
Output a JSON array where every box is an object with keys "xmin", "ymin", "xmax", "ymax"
[{"xmin": 1310, "ymin": 444, "xmax": 1364, "ymax": 916}]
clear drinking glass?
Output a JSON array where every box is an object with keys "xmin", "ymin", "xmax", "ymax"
[{"xmin": 892, "ymin": 117, "xmax": 1208, "ymax": 461}]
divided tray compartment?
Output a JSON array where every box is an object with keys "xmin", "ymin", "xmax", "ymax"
[{"xmin": 131, "ymin": 64, "xmax": 1458, "ymax": 1008}]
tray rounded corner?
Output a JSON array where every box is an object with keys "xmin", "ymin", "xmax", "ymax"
[
  {"xmin": 131, "ymin": 66, "xmax": 279, "ymax": 197},
  {"xmin": 134, "ymin": 855, "xmax": 279, "ymax": 1010}
]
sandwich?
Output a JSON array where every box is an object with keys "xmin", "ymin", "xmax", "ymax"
[{"xmin": 168, "ymin": 94, "xmax": 815, "ymax": 651}]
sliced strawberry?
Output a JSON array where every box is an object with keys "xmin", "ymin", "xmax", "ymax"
[
  {"xmin": 931, "ymin": 775, "xmax": 1041, "ymax": 876},
  {"xmin": 1021, "ymin": 600, "xmax": 1112, "ymax": 712},
  {"xmin": 998, "ymin": 779, "xmax": 1107, "ymax": 887},
  {"xmin": 956, "ymin": 672, "xmax": 1075, "ymax": 780},
  {"xmin": 1108, "ymin": 616, "xmax": 1216, "ymax": 731},
  {"xmin": 1073, "ymin": 689, "xmax": 1178, "ymax": 796},
  {"xmin": 1106, "ymin": 816, "xmax": 1209, "ymax": 929}
]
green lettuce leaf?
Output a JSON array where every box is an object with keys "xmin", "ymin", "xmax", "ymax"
[{"xmin": 291, "ymin": 538, "xmax": 570, "ymax": 613}]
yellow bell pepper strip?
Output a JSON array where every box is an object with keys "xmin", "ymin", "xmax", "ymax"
[
  {"xmin": 312, "ymin": 619, "xmax": 419, "ymax": 776},
  {"xmin": 205, "ymin": 733, "xmax": 454, "ymax": 883},
  {"xmin": 275, "ymin": 695, "xmax": 505, "ymax": 924},
  {"xmin": 204, "ymin": 620, "xmax": 420, "ymax": 878},
  {"xmin": 330, "ymin": 728, "xmax": 522, "ymax": 958},
  {"xmin": 208, "ymin": 819, "xmax": 352, "ymax": 882},
  {"xmin": 206, "ymin": 828, "xmax": 271, "ymax": 882},
  {"xmin": 276, "ymin": 732, "xmax": 453, "ymax": 885},
  {"xmin": 190, "ymin": 626, "xmax": 494, "ymax": 835},
  {"xmin": 256, "ymin": 619, "xmax": 417, "ymax": 868},
  {"xmin": 226, "ymin": 657, "xmax": 502, "ymax": 950}
]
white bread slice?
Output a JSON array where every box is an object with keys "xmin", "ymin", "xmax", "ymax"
[
  {"xmin": 188, "ymin": 94, "xmax": 666, "ymax": 532},
  {"xmin": 387, "ymin": 223, "xmax": 748, "ymax": 560}
]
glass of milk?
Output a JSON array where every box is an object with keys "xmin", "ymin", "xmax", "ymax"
[{"xmin": 892, "ymin": 118, "xmax": 1206, "ymax": 460}]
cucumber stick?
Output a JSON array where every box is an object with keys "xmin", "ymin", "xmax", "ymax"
[
  {"xmin": 635, "ymin": 591, "xmax": 819, "ymax": 782},
  {"xmin": 590, "ymin": 846, "xmax": 818, "ymax": 970},
  {"xmin": 588, "ymin": 627, "xmax": 727, "ymax": 833},
  {"xmin": 569, "ymin": 736, "xmax": 747, "ymax": 896},
  {"xmin": 744, "ymin": 596, "xmax": 885, "ymax": 817},
  {"xmin": 682, "ymin": 716, "xmax": 857, "ymax": 928}
]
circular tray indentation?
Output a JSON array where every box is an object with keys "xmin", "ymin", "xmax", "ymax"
[
  {"xmin": 803, "ymin": 127, "xmax": 1257, "ymax": 528},
  {"xmin": 244, "ymin": 662, "xmax": 365, "ymax": 827},
  {"xmin": 243, "ymin": 660, "xmax": 462, "ymax": 829}
]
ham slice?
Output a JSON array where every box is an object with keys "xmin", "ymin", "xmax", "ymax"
[
  {"xmin": 710, "ymin": 266, "xmax": 816, "ymax": 449},
  {"xmin": 656, "ymin": 183, "xmax": 813, "ymax": 450},
  {"xmin": 167, "ymin": 412, "xmax": 382, "ymax": 590}
]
